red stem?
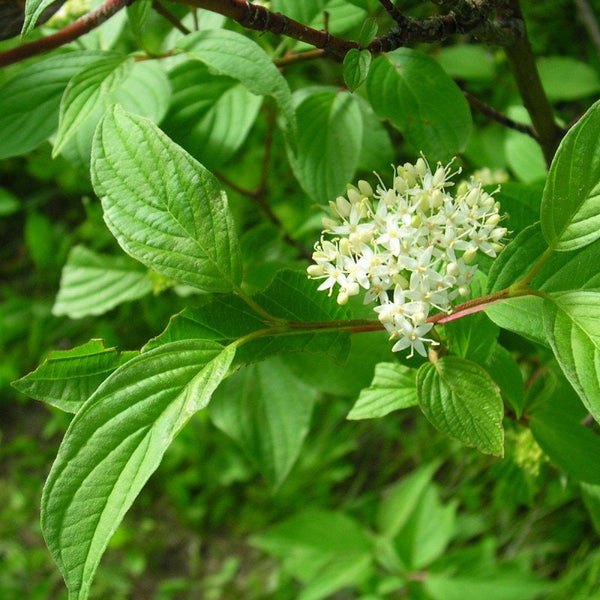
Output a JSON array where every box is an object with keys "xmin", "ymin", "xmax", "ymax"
[{"xmin": 0, "ymin": 0, "xmax": 131, "ymax": 68}]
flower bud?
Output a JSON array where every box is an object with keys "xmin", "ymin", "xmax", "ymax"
[
  {"xmin": 358, "ymin": 179, "xmax": 373, "ymax": 197},
  {"xmin": 463, "ymin": 247, "xmax": 478, "ymax": 264},
  {"xmin": 307, "ymin": 264, "xmax": 324, "ymax": 277}
]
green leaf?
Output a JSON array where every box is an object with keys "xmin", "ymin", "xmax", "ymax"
[
  {"xmin": 393, "ymin": 484, "xmax": 456, "ymax": 570},
  {"xmin": 53, "ymin": 54, "xmax": 134, "ymax": 156},
  {"xmin": 443, "ymin": 312, "xmax": 499, "ymax": 364},
  {"xmin": 91, "ymin": 104, "xmax": 242, "ymax": 292},
  {"xmin": 417, "ymin": 357, "xmax": 504, "ymax": 456},
  {"xmin": 504, "ymin": 106, "xmax": 546, "ymax": 184},
  {"xmin": 41, "ymin": 340, "xmax": 234, "ymax": 600},
  {"xmin": 376, "ymin": 461, "xmax": 440, "ymax": 539},
  {"xmin": 0, "ymin": 187, "xmax": 20, "ymax": 216},
  {"xmin": 425, "ymin": 570, "xmax": 551, "ymax": 600},
  {"xmin": 252, "ymin": 509, "xmax": 372, "ymax": 600},
  {"xmin": 0, "ymin": 51, "xmax": 104, "ymax": 160},
  {"xmin": 162, "ymin": 60, "xmax": 262, "ymax": 169},
  {"xmin": 529, "ymin": 384, "xmax": 600, "ymax": 484},
  {"xmin": 541, "ymin": 99, "xmax": 600, "ymax": 251},
  {"xmin": 22, "ymin": 0, "xmax": 58, "ymax": 36},
  {"xmin": 177, "ymin": 29, "xmax": 295, "ymax": 136},
  {"xmin": 146, "ymin": 269, "xmax": 351, "ymax": 366},
  {"xmin": 127, "ymin": 0, "xmax": 152, "ymax": 42},
  {"xmin": 538, "ymin": 56, "xmax": 600, "ymax": 102},
  {"xmin": 493, "ymin": 181, "xmax": 542, "ymax": 234},
  {"xmin": 581, "ymin": 483, "xmax": 600, "ymax": 535},
  {"xmin": 355, "ymin": 94, "xmax": 394, "ymax": 173},
  {"xmin": 436, "ymin": 45, "xmax": 495, "ymax": 81},
  {"xmin": 290, "ymin": 89, "xmax": 362, "ymax": 202},
  {"xmin": 58, "ymin": 60, "xmax": 171, "ymax": 170},
  {"xmin": 358, "ymin": 17, "xmax": 378, "ymax": 47},
  {"xmin": 52, "ymin": 245, "xmax": 153, "ymax": 319},
  {"xmin": 486, "ymin": 223, "xmax": 600, "ymax": 344},
  {"xmin": 343, "ymin": 49, "xmax": 372, "ymax": 92},
  {"xmin": 347, "ymin": 362, "xmax": 417, "ymax": 419},
  {"xmin": 543, "ymin": 290, "xmax": 600, "ymax": 422},
  {"xmin": 12, "ymin": 340, "xmax": 136, "ymax": 413},
  {"xmin": 367, "ymin": 50, "xmax": 472, "ymax": 160},
  {"xmin": 210, "ymin": 357, "xmax": 317, "ymax": 488},
  {"xmin": 485, "ymin": 345, "xmax": 524, "ymax": 418}
]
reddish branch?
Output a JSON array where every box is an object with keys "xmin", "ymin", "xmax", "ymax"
[{"xmin": 0, "ymin": 0, "xmax": 131, "ymax": 68}]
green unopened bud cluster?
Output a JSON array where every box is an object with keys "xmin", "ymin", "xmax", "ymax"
[{"xmin": 308, "ymin": 157, "xmax": 507, "ymax": 357}]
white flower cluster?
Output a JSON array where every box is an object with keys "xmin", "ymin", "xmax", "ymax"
[{"xmin": 307, "ymin": 157, "xmax": 507, "ymax": 358}]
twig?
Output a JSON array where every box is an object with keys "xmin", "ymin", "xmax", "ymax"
[
  {"xmin": 171, "ymin": 0, "xmax": 519, "ymax": 58},
  {"xmin": 274, "ymin": 49, "xmax": 325, "ymax": 68},
  {"xmin": 575, "ymin": 0, "xmax": 600, "ymax": 56},
  {"xmin": 152, "ymin": 0, "xmax": 190, "ymax": 35},
  {"xmin": 463, "ymin": 90, "xmax": 537, "ymax": 139},
  {"xmin": 377, "ymin": 0, "xmax": 408, "ymax": 26},
  {"xmin": 0, "ymin": 0, "xmax": 132, "ymax": 68}
]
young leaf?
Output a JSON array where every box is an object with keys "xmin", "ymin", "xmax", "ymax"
[
  {"xmin": 0, "ymin": 51, "xmax": 104, "ymax": 159},
  {"xmin": 162, "ymin": 60, "xmax": 262, "ymax": 169},
  {"xmin": 543, "ymin": 290, "xmax": 600, "ymax": 422},
  {"xmin": 53, "ymin": 54, "xmax": 135, "ymax": 156},
  {"xmin": 367, "ymin": 50, "xmax": 472, "ymax": 161},
  {"xmin": 91, "ymin": 105, "xmax": 243, "ymax": 292},
  {"xmin": 541, "ymin": 99, "xmax": 600, "ymax": 251},
  {"xmin": 52, "ymin": 245, "xmax": 152, "ymax": 319},
  {"xmin": 290, "ymin": 89, "xmax": 363, "ymax": 202},
  {"xmin": 177, "ymin": 29, "xmax": 295, "ymax": 136},
  {"xmin": 12, "ymin": 340, "xmax": 136, "ymax": 413},
  {"xmin": 210, "ymin": 357, "xmax": 317, "ymax": 488},
  {"xmin": 343, "ymin": 48, "xmax": 372, "ymax": 92},
  {"xmin": 358, "ymin": 17, "xmax": 378, "ymax": 47},
  {"xmin": 417, "ymin": 357, "xmax": 504, "ymax": 456},
  {"xmin": 347, "ymin": 362, "xmax": 417, "ymax": 420},
  {"xmin": 41, "ymin": 340, "xmax": 235, "ymax": 600}
]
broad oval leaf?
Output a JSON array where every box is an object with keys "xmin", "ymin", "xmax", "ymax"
[
  {"xmin": 543, "ymin": 290, "xmax": 600, "ymax": 422},
  {"xmin": 538, "ymin": 56, "xmax": 600, "ymax": 102},
  {"xmin": 162, "ymin": 60, "xmax": 262, "ymax": 169},
  {"xmin": 417, "ymin": 357, "xmax": 504, "ymax": 456},
  {"xmin": 210, "ymin": 357, "xmax": 317, "ymax": 488},
  {"xmin": 53, "ymin": 54, "xmax": 135, "ymax": 156},
  {"xmin": 41, "ymin": 340, "xmax": 235, "ymax": 600},
  {"xmin": 367, "ymin": 50, "xmax": 472, "ymax": 161},
  {"xmin": 177, "ymin": 29, "xmax": 295, "ymax": 136},
  {"xmin": 52, "ymin": 245, "xmax": 153, "ymax": 319},
  {"xmin": 0, "ymin": 51, "xmax": 104, "ymax": 159},
  {"xmin": 541, "ymin": 99, "xmax": 600, "ymax": 251},
  {"xmin": 290, "ymin": 89, "xmax": 363, "ymax": 202},
  {"xmin": 91, "ymin": 105, "xmax": 243, "ymax": 292}
]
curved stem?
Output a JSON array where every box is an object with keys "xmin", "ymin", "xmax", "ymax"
[
  {"xmin": 0, "ymin": 0, "xmax": 132, "ymax": 68},
  {"xmin": 501, "ymin": 0, "xmax": 564, "ymax": 165}
]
